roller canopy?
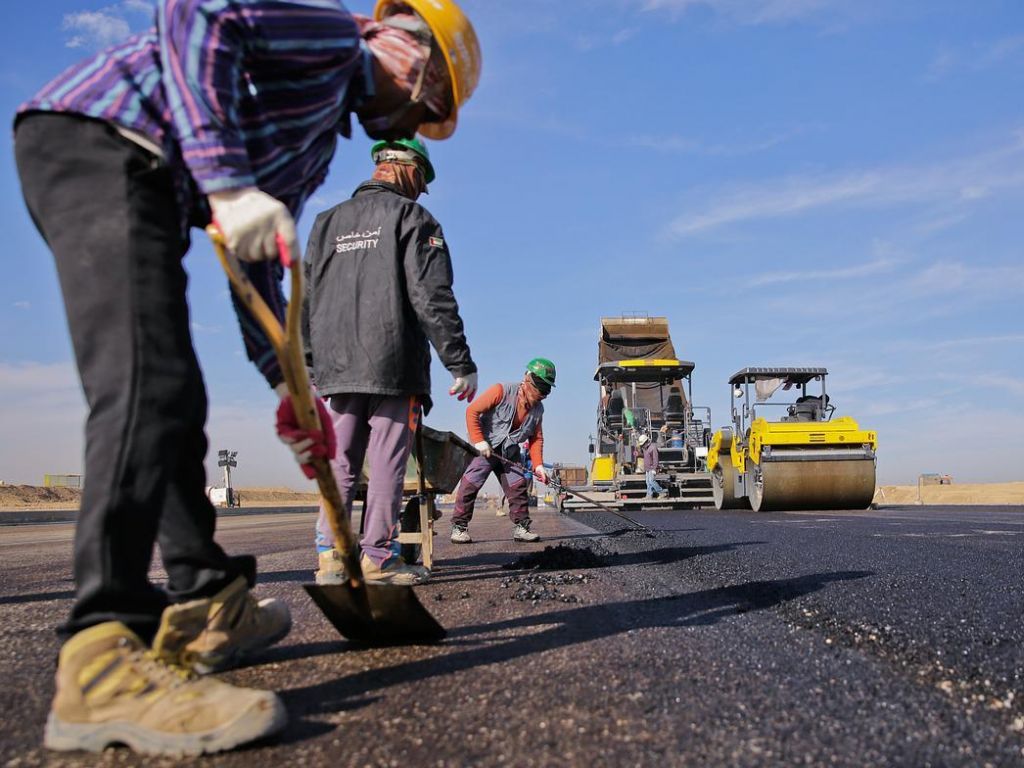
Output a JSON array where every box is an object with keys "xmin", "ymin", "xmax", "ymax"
[{"xmin": 728, "ymin": 367, "xmax": 828, "ymax": 386}]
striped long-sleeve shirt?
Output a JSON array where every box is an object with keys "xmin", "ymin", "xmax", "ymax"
[{"xmin": 16, "ymin": 0, "xmax": 374, "ymax": 386}]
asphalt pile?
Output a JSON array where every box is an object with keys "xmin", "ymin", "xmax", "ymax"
[{"xmin": 501, "ymin": 542, "xmax": 611, "ymax": 571}]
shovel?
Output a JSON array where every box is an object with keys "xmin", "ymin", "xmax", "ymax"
[{"xmin": 207, "ymin": 226, "xmax": 445, "ymax": 644}]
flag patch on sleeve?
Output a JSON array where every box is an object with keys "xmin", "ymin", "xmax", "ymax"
[{"xmin": 428, "ymin": 236, "xmax": 444, "ymax": 247}]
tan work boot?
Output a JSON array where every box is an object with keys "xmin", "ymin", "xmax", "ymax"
[
  {"xmin": 360, "ymin": 553, "xmax": 425, "ymax": 586},
  {"xmin": 315, "ymin": 549, "xmax": 346, "ymax": 586},
  {"xmin": 164, "ymin": 577, "xmax": 291, "ymax": 674},
  {"xmin": 44, "ymin": 621, "xmax": 286, "ymax": 756}
]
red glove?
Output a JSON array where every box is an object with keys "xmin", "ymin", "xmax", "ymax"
[{"xmin": 275, "ymin": 394, "xmax": 337, "ymax": 479}]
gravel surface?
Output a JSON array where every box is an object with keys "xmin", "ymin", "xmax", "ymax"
[{"xmin": 1, "ymin": 504, "xmax": 1023, "ymax": 767}]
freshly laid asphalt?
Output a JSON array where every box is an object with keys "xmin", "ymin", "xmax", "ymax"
[{"xmin": 1, "ymin": 502, "xmax": 1023, "ymax": 767}]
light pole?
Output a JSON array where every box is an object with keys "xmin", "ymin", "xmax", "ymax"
[{"xmin": 217, "ymin": 450, "xmax": 238, "ymax": 507}]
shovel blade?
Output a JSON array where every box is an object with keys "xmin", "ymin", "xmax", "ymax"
[{"xmin": 304, "ymin": 582, "xmax": 446, "ymax": 645}]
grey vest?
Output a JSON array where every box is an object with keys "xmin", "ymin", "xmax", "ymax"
[{"xmin": 480, "ymin": 383, "xmax": 544, "ymax": 452}]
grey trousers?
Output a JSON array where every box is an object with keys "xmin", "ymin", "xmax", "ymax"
[{"xmin": 315, "ymin": 394, "xmax": 418, "ymax": 564}]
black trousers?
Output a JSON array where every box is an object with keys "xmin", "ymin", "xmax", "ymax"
[{"xmin": 15, "ymin": 113, "xmax": 252, "ymax": 641}]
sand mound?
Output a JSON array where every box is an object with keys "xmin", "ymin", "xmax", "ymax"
[
  {"xmin": 0, "ymin": 484, "xmax": 319, "ymax": 510},
  {"xmin": 874, "ymin": 482, "xmax": 1024, "ymax": 506},
  {"xmin": 0, "ymin": 484, "xmax": 82, "ymax": 509}
]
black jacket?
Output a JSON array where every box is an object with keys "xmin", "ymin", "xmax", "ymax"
[{"xmin": 302, "ymin": 181, "xmax": 475, "ymax": 413}]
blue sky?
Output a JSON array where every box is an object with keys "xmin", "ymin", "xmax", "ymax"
[{"xmin": 1, "ymin": 0, "xmax": 1022, "ymax": 489}]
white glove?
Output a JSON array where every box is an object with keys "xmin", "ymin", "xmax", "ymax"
[
  {"xmin": 449, "ymin": 372, "xmax": 478, "ymax": 402},
  {"xmin": 208, "ymin": 187, "xmax": 299, "ymax": 263},
  {"xmin": 534, "ymin": 465, "xmax": 550, "ymax": 484},
  {"xmin": 474, "ymin": 440, "xmax": 492, "ymax": 458}
]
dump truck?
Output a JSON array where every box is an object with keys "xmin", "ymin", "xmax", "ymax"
[
  {"xmin": 563, "ymin": 316, "xmax": 714, "ymax": 511},
  {"xmin": 707, "ymin": 367, "xmax": 877, "ymax": 512}
]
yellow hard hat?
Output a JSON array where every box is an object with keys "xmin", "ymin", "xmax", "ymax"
[{"xmin": 374, "ymin": 0, "xmax": 481, "ymax": 140}]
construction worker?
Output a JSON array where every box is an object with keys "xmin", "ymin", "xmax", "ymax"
[
  {"xmin": 451, "ymin": 359, "xmax": 556, "ymax": 543},
  {"xmin": 304, "ymin": 137, "xmax": 476, "ymax": 586},
  {"xmin": 639, "ymin": 433, "xmax": 666, "ymax": 499},
  {"xmin": 13, "ymin": 0, "xmax": 479, "ymax": 757}
]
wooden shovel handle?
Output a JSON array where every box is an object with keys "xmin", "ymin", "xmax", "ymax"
[{"xmin": 207, "ymin": 226, "xmax": 364, "ymax": 586}]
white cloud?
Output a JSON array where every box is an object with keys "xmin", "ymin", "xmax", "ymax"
[
  {"xmin": 622, "ymin": 124, "xmax": 811, "ymax": 157},
  {"xmin": 896, "ymin": 334, "xmax": 1024, "ymax": 353},
  {"xmin": 978, "ymin": 34, "xmax": 1024, "ymax": 68},
  {"xmin": 12, "ymin": 301, "xmax": 30, "ymax": 310},
  {"xmin": 63, "ymin": 9, "xmax": 132, "ymax": 49},
  {"xmin": 747, "ymin": 257, "xmax": 898, "ymax": 287},
  {"xmin": 946, "ymin": 373, "xmax": 1024, "ymax": 398},
  {"xmin": 666, "ymin": 133, "xmax": 1024, "ymax": 238},
  {"xmin": 928, "ymin": 34, "xmax": 1024, "ymax": 80},
  {"xmin": 122, "ymin": 0, "xmax": 154, "ymax": 12},
  {"xmin": 641, "ymin": 0, "xmax": 845, "ymax": 25}
]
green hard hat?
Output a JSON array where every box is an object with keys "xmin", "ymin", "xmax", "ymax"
[
  {"xmin": 370, "ymin": 137, "xmax": 435, "ymax": 184},
  {"xmin": 526, "ymin": 357, "xmax": 556, "ymax": 387}
]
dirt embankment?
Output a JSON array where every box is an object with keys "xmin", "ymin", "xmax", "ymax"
[
  {"xmin": 0, "ymin": 485, "xmax": 83, "ymax": 509},
  {"xmin": 874, "ymin": 482, "xmax": 1024, "ymax": 506},
  {"xmin": 3, "ymin": 483, "xmax": 1021, "ymax": 511},
  {"xmin": 233, "ymin": 487, "xmax": 320, "ymax": 506},
  {"xmin": 0, "ymin": 485, "xmax": 319, "ymax": 510}
]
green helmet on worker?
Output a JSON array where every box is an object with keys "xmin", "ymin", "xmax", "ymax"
[
  {"xmin": 371, "ymin": 137, "xmax": 435, "ymax": 184},
  {"xmin": 526, "ymin": 357, "xmax": 556, "ymax": 389}
]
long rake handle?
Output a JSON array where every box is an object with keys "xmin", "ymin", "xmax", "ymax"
[
  {"xmin": 490, "ymin": 452, "xmax": 654, "ymax": 534},
  {"xmin": 207, "ymin": 227, "xmax": 365, "ymax": 587}
]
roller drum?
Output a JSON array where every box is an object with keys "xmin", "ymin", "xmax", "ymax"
[
  {"xmin": 749, "ymin": 458, "xmax": 875, "ymax": 512},
  {"xmin": 712, "ymin": 454, "xmax": 750, "ymax": 510}
]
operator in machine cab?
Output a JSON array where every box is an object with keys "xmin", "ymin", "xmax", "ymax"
[
  {"xmin": 451, "ymin": 359, "xmax": 556, "ymax": 543},
  {"xmin": 302, "ymin": 137, "xmax": 477, "ymax": 587}
]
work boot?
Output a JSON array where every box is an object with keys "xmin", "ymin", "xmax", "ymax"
[
  {"xmin": 513, "ymin": 521, "xmax": 540, "ymax": 543},
  {"xmin": 360, "ymin": 553, "xmax": 425, "ymax": 586},
  {"xmin": 167, "ymin": 576, "xmax": 291, "ymax": 674},
  {"xmin": 406, "ymin": 562, "xmax": 431, "ymax": 582},
  {"xmin": 450, "ymin": 525, "xmax": 472, "ymax": 544},
  {"xmin": 44, "ymin": 621, "xmax": 286, "ymax": 757},
  {"xmin": 315, "ymin": 549, "xmax": 346, "ymax": 586}
]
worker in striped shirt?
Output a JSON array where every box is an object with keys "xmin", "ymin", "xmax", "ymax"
[{"xmin": 13, "ymin": 0, "xmax": 479, "ymax": 757}]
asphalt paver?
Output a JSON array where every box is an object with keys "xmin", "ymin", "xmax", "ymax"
[{"xmin": 1, "ymin": 502, "xmax": 1023, "ymax": 767}]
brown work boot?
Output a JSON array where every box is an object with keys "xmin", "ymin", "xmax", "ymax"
[
  {"xmin": 165, "ymin": 576, "xmax": 291, "ymax": 674},
  {"xmin": 360, "ymin": 553, "xmax": 425, "ymax": 585},
  {"xmin": 315, "ymin": 549, "xmax": 346, "ymax": 586},
  {"xmin": 44, "ymin": 621, "xmax": 285, "ymax": 756}
]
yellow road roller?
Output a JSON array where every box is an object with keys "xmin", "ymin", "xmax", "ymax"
[{"xmin": 707, "ymin": 367, "xmax": 877, "ymax": 512}]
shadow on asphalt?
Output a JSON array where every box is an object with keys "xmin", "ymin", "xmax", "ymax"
[
  {"xmin": 279, "ymin": 569, "xmax": 872, "ymax": 724},
  {"xmin": 0, "ymin": 589, "xmax": 75, "ymax": 605},
  {"xmin": 430, "ymin": 541, "xmax": 765, "ymax": 585}
]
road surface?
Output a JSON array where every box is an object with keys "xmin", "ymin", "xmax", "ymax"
[{"xmin": 1, "ymin": 503, "xmax": 1023, "ymax": 766}]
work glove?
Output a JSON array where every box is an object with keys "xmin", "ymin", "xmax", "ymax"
[
  {"xmin": 534, "ymin": 465, "xmax": 550, "ymax": 485},
  {"xmin": 274, "ymin": 386, "xmax": 337, "ymax": 479},
  {"xmin": 208, "ymin": 187, "xmax": 299, "ymax": 263},
  {"xmin": 449, "ymin": 372, "xmax": 478, "ymax": 402},
  {"xmin": 474, "ymin": 440, "xmax": 492, "ymax": 458}
]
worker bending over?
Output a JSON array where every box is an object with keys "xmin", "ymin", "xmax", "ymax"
[
  {"xmin": 451, "ymin": 359, "xmax": 556, "ymax": 543},
  {"xmin": 303, "ymin": 138, "xmax": 477, "ymax": 586},
  {"xmin": 14, "ymin": 0, "xmax": 479, "ymax": 756}
]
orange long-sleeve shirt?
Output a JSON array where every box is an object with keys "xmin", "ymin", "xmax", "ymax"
[{"xmin": 466, "ymin": 383, "xmax": 544, "ymax": 468}]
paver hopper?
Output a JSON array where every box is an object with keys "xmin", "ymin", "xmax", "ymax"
[
  {"xmin": 707, "ymin": 367, "xmax": 877, "ymax": 512},
  {"xmin": 565, "ymin": 316, "xmax": 714, "ymax": 511}
]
